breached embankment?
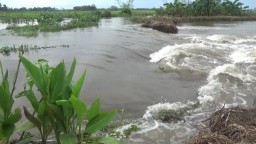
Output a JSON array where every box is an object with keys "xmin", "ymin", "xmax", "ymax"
[
  {"xmin": 134, "ymin": 16, "xmax": 256, "ymax": 34},
  {"xmin": 189, "ymin": 106, "xmax": 256, "ymax": 144}
]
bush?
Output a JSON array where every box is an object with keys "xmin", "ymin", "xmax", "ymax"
[{"xmin": 102, "ymin": 10, "xmax": 112, "ymax": 18}]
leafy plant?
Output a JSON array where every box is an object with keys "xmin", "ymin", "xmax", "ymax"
[
  {"xmin": 0, "ymin": 61, "xmax": 22, "ymax": 144},
  {"xmin": 19, "ymin": 56, "xmax": 118, "ymax": 144}
]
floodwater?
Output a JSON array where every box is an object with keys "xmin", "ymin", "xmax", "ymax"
[{"xmin": 1, "ymin": 18, "xmax": 256, "ymax": 143}]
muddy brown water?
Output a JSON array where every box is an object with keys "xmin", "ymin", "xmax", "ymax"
[
  {"xmin": 0, "ymin": 18, "xmax": 204, "ymax": 118},
  {"xmin": 1, "ymin": 18, "xmax": 256, "ymax": 143}
]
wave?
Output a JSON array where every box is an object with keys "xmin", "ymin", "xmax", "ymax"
[
  {"xmin": 150, "ymin": 42, "xmax": 228, "ymax": 76},
  {"xmin": 207, "ymin": 34, "xmax": 256, "ymax": 44},
  {"xmin": 139, "ymin": 32, "xmax": 256, "ymax": 143},
  {"xmin": 198, "ymin": 64, "xmax": 255, "ymax": 108},
  {"xmin": 230, "ymin": 48, "xmax": 256, "ymax": 64},
  {"xmin": 178, "ymin": 26, "xmax": 225, "ymax": 30}
]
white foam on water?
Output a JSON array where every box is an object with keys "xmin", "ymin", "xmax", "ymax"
[
  {"xmin": 143, "ymin": 101, "xmax": 195, "ymax": 120},
  {"xmin": 178, "ymin": 26, "xmax": 224, "ymax": 30},
  {"xmin": 150, "ymin": 40, "xmax": 231, "ymax": 76},
  {"xmin": 143, "ymin": 31, "xmax": 256, "ymax": 143},
  {"xmin": 123, "ymin": 102, "xmax": 204, "ymax": 144},
  {"xmin": 207, "ymin": 34, "xmax": 256, "ymax": 44},
  {"xmin": 0, "ymin": 23, "xmax": 8, "ymax": 30},
  {"xmin": 230, "ymin": 48, "xmax": 256, "ymax": 64},
  {"xmin": 198, "ymin": 64, "xmax": 255, "ymax": 107},
  {"xmin": 207, "ymin": 34, "xmax": 238, "ymax": 43},
  {"xmin": 208, "ymin": 64, "xmax": 254, "ymax": 82}
]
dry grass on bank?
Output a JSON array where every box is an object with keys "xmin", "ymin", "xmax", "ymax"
[{"xmin": 189, "ymin": 107, "xmax": 256, "ymax": 144}]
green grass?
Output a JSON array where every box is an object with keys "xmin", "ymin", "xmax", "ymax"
[{"xmin": 0, "ymin": 11, "xmax": 101, "ymax": 37}]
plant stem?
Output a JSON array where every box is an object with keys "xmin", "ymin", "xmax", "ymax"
[{"xmin": 10, "ymin": 56, "xmax": 21, "ymax": 98}]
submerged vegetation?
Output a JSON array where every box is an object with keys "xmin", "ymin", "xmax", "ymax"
[
  {"xmin": 1, "ymin": 11, "xmax": 101, "ymax": 37},
  {"xmin": 0, "ymin": 45, "xmax": 69, "ymax": 56},
  {"xmin": 0, "ymin": 56, "xmax": 120, "ymax": 144}
]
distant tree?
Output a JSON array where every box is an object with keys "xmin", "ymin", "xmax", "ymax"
[
  {"xmin": 2, "ymin": 4, "xmax": 7, "ymax": 11},
  {"xmin": 222, "ymin": 0, "xmax": 244, "ymax": 15},
  {"xmin": 19, "ymin": 7, "xmax": 27, "ymax": 11},
  {"xmin": 116, "ymin": 0, "xmax": 134, "ymax": 16},
  {"xmin": 109, "ymin": 5, "xmax": 118, "ymax": 10},
  {"xmin": 0, "ymin": 3, "xmax": 2, "ymax": 11},
  {"xmin": 73, "ymin": 4, "xmax": 97, "ymax": 11}
]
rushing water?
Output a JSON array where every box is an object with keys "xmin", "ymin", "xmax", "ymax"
[{"xmin": 1, "ymin": 18, "xmax": 256, "ymax": 143}]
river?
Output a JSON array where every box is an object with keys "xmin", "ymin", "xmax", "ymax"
[{"xmin": 1, "ymin": 18, "xmax": 256, "ymax": 143}]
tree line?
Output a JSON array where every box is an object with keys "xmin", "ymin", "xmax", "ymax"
[
  {"xmin": 157, "ymin": 0, "xmax": 250, "ymax": 16},
  {"xmin": 0, "ymin": 3, "xmax": 58, "ymax": 11},
  {"xmin": 0, "ymin": 3, "xmax": 8, "ymax": 11}
]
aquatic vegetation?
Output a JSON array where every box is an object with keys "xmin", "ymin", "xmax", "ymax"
[
  {"xmin": 0, "ymin": 45, "xmax": 70, "ymax": 56},
  {"xmin": 1, "ymin": 11, "xmax": 101, "ymax": 37},
  {"xmin": 0, "ymin": 62, "xmax": 22, "ymax": 144},
  {"xmin": 123, "ymin": 124, "xmax": 140, "ymax": 137},
  {"xmin": 6, "ymin": 25, "xmax": 38, "ymax": 37},
  {"xmin": 0, "ymin": 57, "xmax": 119, "ymax": 144}
]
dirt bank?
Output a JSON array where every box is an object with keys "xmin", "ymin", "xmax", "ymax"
[{"xmin": 189, "ymin": 106, "xmax": 256, "ymax": 144}]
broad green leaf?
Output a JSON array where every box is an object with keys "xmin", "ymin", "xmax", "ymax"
[
  {"xmin": 0, "ymin": 72, "xmax": 13, "ymax": 117},
  {"xmin": 99, "ymin": 137, "xmax": 121, "ymax": 144},
  {"xmin": 5, "ymin": 108, "xmax": 22, "ymax": 124},
  {"xmin": 0, "ymin": 61, "xmax": 4, "ymax": 78},
  {"xmin": 87, "ymin": 98, "xmax": 100, "ymax": 121},
  {"xmin": 47, "ymin": 103, "xmax": 66, "ymax": 122},
  {"xmin": 0, "ymin": 108, "xmax": 3, "ymax": 120},
  {"xmin": 72, "ymin": 71, "xmax": 86, "ymax": 98},
  {"xmin": 26, "ymin": 90, "xmax": 39, "ymax": 112},
  {"xmin": 37, "ymin": 101, "xmax": 47, "ymax": 121},
  {"xmin": 0, "ymin": 123, "xmax": 15, "ymax": 137},
  {"xmin": 60, "ymin": 133, "xmax": 78, "ymax": 144},
  {"xmin": 49, "ymin": 62, "xmax": 66, "ymax": 101},
  {"xmin": 66, "ymin": 58, "xmax": 76, "ymax": 85},
  {"xmin": 37, "ymin": 59, "xmax": 50, "ymax": 74},
  {"xmin": 69, "ymin": 95, "xmax": 87, "ymax": 123},
  {"xmin": 15, "ymin": 121, "xmax": 35, "ymax": 133},
  {"xmin": 23, "ymin": 107, "xmax": 41, "ymax": 131},
  {"xmin": 47, "ymin": 103, "xmax": 66, "ymax": 131},
  {"xmin": 85, "ymin": 111, "xmax": 116, "ymax": 133},
  {"xmin": 19, "ymin": 56, "xmax": 46, "ymax": 97},
  {"xmin": 37, "ymin": 59, "xmax": 48, "ymax": 63},
  {"xmin": 56, "ymin": 100, "xmax": 73, "ymax": 120}
]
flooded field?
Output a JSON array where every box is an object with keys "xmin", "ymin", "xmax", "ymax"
[{"xmin": 1, "ymin": 18, "xmax": 256, "ymax": 143}]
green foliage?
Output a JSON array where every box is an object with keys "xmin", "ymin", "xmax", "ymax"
[
  {"xmin": 116, "ymin": 0, "xmax": 134, "ymax": 16},
  {"xmin": 19, "ymin": 56, "xmax": 117, "ymax": 144},
  {"xmin": 157, "ymin": 0, "xmax": 250, "ymax": 16},
  {"xmin": 101, "ymin": 10, "xmax": 112, "ymax": 18},
  {"xmin": 6, "ymin": 25, "xmax": 38, "ymax": 37},
  {"xmin": 2, "ymin": 11, "xmax": 100, "ymax": 37},
  {"xmin": 123, "ymin": 125, "xmax": 140, "ymax": 137},
  {"xmin": 0, "ymin": 62, "xmax": 22, "ymax": 144}
]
